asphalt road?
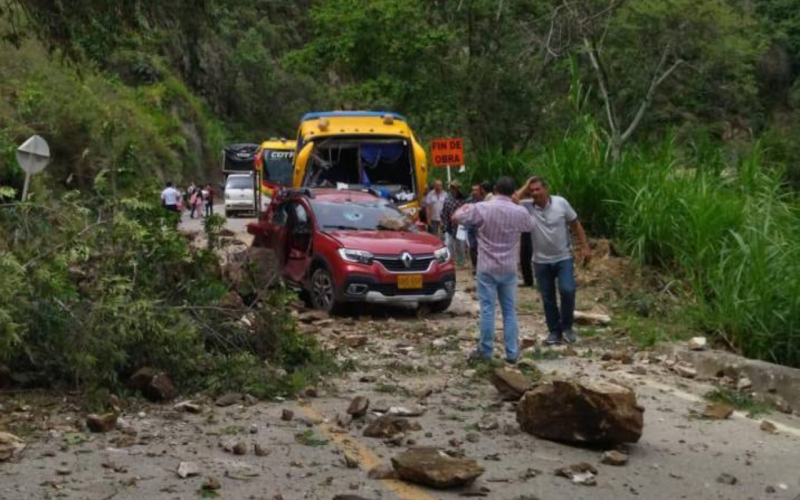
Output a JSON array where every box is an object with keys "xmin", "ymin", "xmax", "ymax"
[{"xmin": 3, "ymin": 206, "xmax": 799, "ymax": 500}]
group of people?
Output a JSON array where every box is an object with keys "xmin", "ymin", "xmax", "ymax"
[
  {"xmin": 160, "ymin": 181, "xmax": 215, "ymax": 219},
  {"xmin": 423, "ymin": 175, "xmax": 591, "ymax": 362}
]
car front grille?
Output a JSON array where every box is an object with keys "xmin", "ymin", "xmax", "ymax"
[{"xmin": 374, "ymin": 255, "xmax": 434, "ymax": 272}]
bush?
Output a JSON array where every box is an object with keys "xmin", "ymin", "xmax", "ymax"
[{"xmin": 0, "ymin": 184, "xmax": 329, "ymax": 395}]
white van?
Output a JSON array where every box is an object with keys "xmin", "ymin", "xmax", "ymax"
[{"xmin": 224, "ymin": 173, "xmax": 255, "ymax": 217}]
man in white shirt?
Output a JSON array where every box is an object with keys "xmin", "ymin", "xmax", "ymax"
[
  {"xmin": 423, "ymin": 180, "xmax": 446, "ymax": 240},
  {"xmin": 160, "ymin": 181, "xmax": 181, "ymax": 212},
  {"xmin": 515, "ymin": 176, "xmax": 590, "ymax": 345}
]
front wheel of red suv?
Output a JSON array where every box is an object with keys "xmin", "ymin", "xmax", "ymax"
[
  {"xmin": 310, "ymin": 267, "xmax": 343, "ymax": 314},
  {"xmin": 428, "ymin": 298, "xmax": 452, "ymax": 314}
]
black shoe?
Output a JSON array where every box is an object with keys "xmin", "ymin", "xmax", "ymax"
[
  {"xmin": 544, "ymin": 332, "xmax": 563, "ymax": 346},
  {"xmin": 564, "ymin": 329, "xmax": 579, "ymax": 344}
]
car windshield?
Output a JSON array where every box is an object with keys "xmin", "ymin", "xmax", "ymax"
[
  {"xmin": 226, "ymin": 176, "xmax": 252, "ymax": 189},
  {"xmin": 311, "ymin": 200, "xmax": 414, "ymax": 232}
]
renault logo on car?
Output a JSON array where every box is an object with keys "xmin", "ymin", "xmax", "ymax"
[{"xmin": 401, "ymin": 252, "xmax": 413, "ymax": 269}]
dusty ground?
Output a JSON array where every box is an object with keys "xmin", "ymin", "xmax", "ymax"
[{"xmin": 2, "ymin": 213, "xmax": 800, "ymax": 500}]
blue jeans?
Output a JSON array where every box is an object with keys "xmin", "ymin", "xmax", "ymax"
[
  {"xmin": 476, "ymin": 271, "xmax": 519, "ymax": 361},
  {"xmin": 534, "ymin": 258, "xmax": 576, "ymax": 335}
]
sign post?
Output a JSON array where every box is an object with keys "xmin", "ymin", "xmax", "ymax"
[
  {"xmin": 17, "ymin": 135, "xmax": 51, "ymax": 201},
  {"xmin": 430, "ymin": 138, "xmax": 465, "ymax": 184}
]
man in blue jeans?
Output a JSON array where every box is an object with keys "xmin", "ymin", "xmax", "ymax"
[
  {"xmin": 515, "ymin": 176, "xmax": 591, "ymax": 345},
  {"xmin": 453, "ymin": 177, "xmax": 535, "ymax": 364}
]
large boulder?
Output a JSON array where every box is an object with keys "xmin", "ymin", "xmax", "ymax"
[
  {"xmin": 516, "ymin": 379, "xmax": 644, "ymax": 445},
  {"xmin": 391, "ymin": 448, "xmax": 484, "ymax": 489}
]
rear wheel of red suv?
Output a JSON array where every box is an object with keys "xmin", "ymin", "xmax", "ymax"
[{"xmin": 310, "ymin": 267, "xmax": 344, "ymax": 314}]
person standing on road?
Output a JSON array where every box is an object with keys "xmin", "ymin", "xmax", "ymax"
[
  {"xmin": 423, "ymin": 180, "xmax": 446, "ymax": 240},
  {"xmin": 465, "ymin": 183, "xmax": 486, "ymax": 272},
  {"xmin": 453, "ymin": 177, "xmax": 535, "ymax": 364},
  {"xmin": 160, "ymin": 181, "xmax": 181, "ymax": 213},
  {"xmin": 441, "ymin": 180, "xmax": 467, "ymax": 267},
  {"xmin": 204, "ymin": 183, "xmax": 215, "ymax": 217},
  {"xmin": 515, "ymin": 176, "xmax": 591, "ymax": 345},
  {"xmin": 189, "ymin": 187, "xmax": 202, "ymax": 219}
]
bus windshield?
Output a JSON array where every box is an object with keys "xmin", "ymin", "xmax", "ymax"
[{"xmin": 263, "ymin": 150, "xmax": 295, "ymax": 186}]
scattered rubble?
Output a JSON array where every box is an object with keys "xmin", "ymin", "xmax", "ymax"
[
  {"xmin": 215, "ymin": 393, "xmax": 243, "ymax": 407},
  {"xmin": 363, "ymin": 415, "xmax": 420, "ymax": 438},
  {"xmin": 202, "ymin": 476, "xmax": 222, "ymax": 491},
  {"xmin": 760, "ymin": 420, "xmax": 778, "ymax": 434},
  {"xmin": 555, "ymin": 463, "xmax": 598, "ymax": 486},
  {"xmin": 702, "ymin": 403, "xmax": 734, "ymax": 420},
  {"xmin": 347, "ymin": 396, "xmax": 370, "ymax": 418},
  {"xmin": 574, "ymin": 311, "xmax": 611, "ymax": 326},
  {"xmin": 601, "ymin": 450, "xmax": 629, "ymax": 466},
  {"xmin": 281, "ymin": 409, "xmax": 294, "ymax": 421},
  {"xmin": 688, "ymin": 337, "xmax": 707, "ymax": 351},
  {"xmin": 490, "ymin": 368, "xmax": 535, "ymax": 401},
  {"xmin": 391, "ymin": 448, "xmax": 484, "ymax": 489},
  {"xmin": 0, "ymin": 432, "xmax": 25, "ymax": 462},
  {"xmin": 673, "ymin": 363, "xmax": 697, "ymax": 379},
  {"xmin": 174, "ymin": 400, "xmax": 202, "ymax": 413},
  {"xmin": 86, "ymin": 413, "xmax": 117, "ymax": 433},
  {"xmin": 128, "ymin": 367, "xmax": 177, "ymax": 402},
  {"xmin": 517, "ymin": 379, "xmax": 644, "ymax": 444},
  {"xmin": 177, "ymin": 461, "xmax": 200, "ymax": 478},
  {"xmin": 737, "ymin": 377, "xmax": 753, "ymax": 391},
  {"xmin": 717, "ymin": 473, "xmax": 738, "ymax": 485}
]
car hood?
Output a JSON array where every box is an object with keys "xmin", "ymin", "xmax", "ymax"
[{"xmin": 324, "ymin": 230, "xmax": 444, "ymax": 255}]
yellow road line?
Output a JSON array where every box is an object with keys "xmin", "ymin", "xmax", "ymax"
[{"xmin": 299, "ymin": 404, "xmax": 439, "ymax": 500}]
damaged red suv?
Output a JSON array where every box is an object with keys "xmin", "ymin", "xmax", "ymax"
[{"xmin": 247, "ymin": 188, "xmax": 456, "ymax": 314}]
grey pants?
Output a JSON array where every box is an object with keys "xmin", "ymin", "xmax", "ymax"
[{"xmin": 429, "ymin": 220, "xmax": 443, "ymax": 241}]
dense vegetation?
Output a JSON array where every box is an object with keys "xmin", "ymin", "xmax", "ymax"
[
  {"xmin": 0, "ymin": 181, "xmax": 329, "ymax": 397},
  {"xmin": 2, "ymin": 0, "xmax": 800, "ymax": 370}
]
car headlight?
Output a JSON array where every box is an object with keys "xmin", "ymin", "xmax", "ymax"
[
  {"xmin": 338, "ymin": 248, "xmax": 374, "ymax": 264},
  {"xmin": 225, "ymin": 192, "xmax": 231, "ymax": 200},
  {"xmin": 434, "ymin": 247, "xmax": 450, "ymax": 263}
]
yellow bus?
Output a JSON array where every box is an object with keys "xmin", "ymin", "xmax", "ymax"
[
  {"xmin": 254, "ymin": 138, "xmax": 297, "ymax": 197},
  {"xmin": 292, "ymin": 111, "xmax": 428, "ymax": 217}
]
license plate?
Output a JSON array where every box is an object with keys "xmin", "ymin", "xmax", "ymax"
[{"xmin": 397, "ymin": 274, "xmax": 423, "ymax": 289}]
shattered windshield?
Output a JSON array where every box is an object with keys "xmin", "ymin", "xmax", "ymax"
[{"xmin": 311, "ymin": 200, "xmax": 414, "ymax": 232}]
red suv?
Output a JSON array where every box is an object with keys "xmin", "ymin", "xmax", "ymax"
[{"xmin": 247, "ymin": 188, "xmax": 456, "ymax": 314}]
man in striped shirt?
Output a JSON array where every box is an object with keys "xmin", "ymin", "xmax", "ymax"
[{"xmin": 453, "ymin": 177, "xmax": 535, "ymax": 363}]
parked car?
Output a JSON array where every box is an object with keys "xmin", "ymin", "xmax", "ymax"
[
  {"xmin": 247, "ymin": 188, "xmax": 455, "ymax": 314},
  {"xmin": 224, "ymin": 173, "xmax": 256, "ymax": 217}
]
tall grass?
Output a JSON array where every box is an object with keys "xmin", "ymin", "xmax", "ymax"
[{"xmin": 469, "ymin": 121, "xmax": 800, "ymax": 367}]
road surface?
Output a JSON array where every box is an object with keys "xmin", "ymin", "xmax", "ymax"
[{"xmin": 2, "ymin": 212, "xmax": 799, "ymax": 500}]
